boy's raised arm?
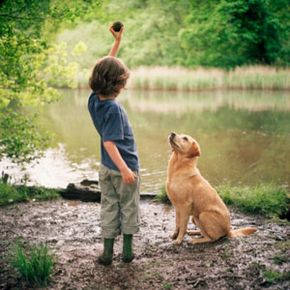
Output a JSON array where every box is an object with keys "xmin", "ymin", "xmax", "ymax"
[{"xmin": 108, "ymin": 26, "xmax": 124, "ymax": 57}]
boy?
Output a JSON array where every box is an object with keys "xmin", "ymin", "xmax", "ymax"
[{"xmin": 88, "ymin": 25, "xmax": 140, "ymax": 266}]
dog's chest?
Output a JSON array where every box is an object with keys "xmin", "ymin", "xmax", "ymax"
[{"xmin": 166, "ymin": 176, "xmax": 189, "ymax": 202}]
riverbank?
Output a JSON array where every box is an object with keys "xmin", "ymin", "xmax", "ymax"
[
  {"xmin": 1, "ymin": 181, "xmax": 289, "ymax": 220},
  {"xmin": 1, "ymin": 199, "xmax": 289, "ymax": 289},
  {"xmin": 155, "ymin": 184, "xmax": 290, "ymax": 220},
  {"xmin": 74, "ymin": 65, "xmax": 290, "ymax": 91}
]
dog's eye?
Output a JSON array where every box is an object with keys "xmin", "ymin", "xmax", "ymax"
[{"xmin": 183, "ymin": 136, "xmax": 188, "ymax": 141}]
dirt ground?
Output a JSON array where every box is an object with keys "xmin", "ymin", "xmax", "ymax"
[{"xmin": 0, "ymin": 199, "xmax": 289, "ymax": 290}]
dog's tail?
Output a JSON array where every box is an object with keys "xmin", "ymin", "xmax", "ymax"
[{"xmin": 228, "ymin": 227, "xmax": 257, "ymax": 238}]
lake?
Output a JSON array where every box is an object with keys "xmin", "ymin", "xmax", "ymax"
[{"xmin": 2, "ymin": 89, "xmax": 290, "ymax": 193}]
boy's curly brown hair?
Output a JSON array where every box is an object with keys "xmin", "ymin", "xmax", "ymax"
[{"xmin": 89, "ymin": 56, "xmax": 129, "ymax": 97}]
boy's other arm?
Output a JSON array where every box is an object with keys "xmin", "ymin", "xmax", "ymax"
[
  {"xmin": 108, "ymin": 26, "xmax": 124, "ymax": 57},
  {"xmin": 103, "ymin": 141, "xmax": 136, "ymax": 184}
]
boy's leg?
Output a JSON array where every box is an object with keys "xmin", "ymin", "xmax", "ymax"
[
  {"xmin": 97, "ymin": 238, "xmax": 114, "ymax": 266},
  {"xmin": 122, "ymin": 234, "xmax": 134, "ymax": 263},
  {"xmin": 98, "ymin": 165, "xmax": 121, "ymax": 265},
  {"xmin": 111, "ymin": 170, "xmax": 140, "ymax": 262}
]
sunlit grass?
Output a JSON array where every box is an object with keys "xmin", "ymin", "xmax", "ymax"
[
  {"xmin": 155, "ymin": 184, "xmax": 289, "ymax": 218},
  {"xmin": 64, "ymin": 65, "xmax": 290, "ymax": 91},
  {"xmin": 225, "ymin": 66, "xmax": 289, "ymax": 90},
  {"xmin": 11, "ymin": 242, "xmax": 54, "ymax": 287},
  {"xmin": 127, "ymin": 65, "xmax": 289, "ymax": 91}
]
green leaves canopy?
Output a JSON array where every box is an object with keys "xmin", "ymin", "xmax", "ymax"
[{"xmin": 0, "ymin": 0, "xmax": 100, "ymax": 163}]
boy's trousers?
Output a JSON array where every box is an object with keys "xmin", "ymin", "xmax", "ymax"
[{"xmin": 99, "ymin": 164, "xmax": 140, "ymax": 239}]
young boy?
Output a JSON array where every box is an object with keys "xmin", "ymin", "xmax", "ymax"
[{"xmin": 88, "ymin": 25, "xmax": 140, "ymax": 266}]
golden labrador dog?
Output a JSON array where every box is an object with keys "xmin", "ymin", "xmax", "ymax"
[{"xmin": 166, "ymin": 132, "xmax": 257, "ymax": 245}]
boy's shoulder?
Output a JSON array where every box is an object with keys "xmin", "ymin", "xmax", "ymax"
[{"xmin": 88, "ymin": 92, "xmax": 122, "ymax": 113}]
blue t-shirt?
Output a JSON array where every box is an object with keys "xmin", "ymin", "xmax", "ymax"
[{"xmin": 88, "ymin": 92, "xmax": 139, "ymax": 171}]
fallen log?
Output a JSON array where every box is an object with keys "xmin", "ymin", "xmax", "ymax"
[
  {"xmin": 59, "ymin": 179, "xmax": 157, "ymax": 202},
  {"xmin": 60, "ymin": 179, "xmax": 101, "ymax": 202}
]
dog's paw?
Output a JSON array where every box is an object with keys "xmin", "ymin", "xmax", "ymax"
[{"xmin": 173, "ymin": 239, "xmax": 183, "ymax": 245}]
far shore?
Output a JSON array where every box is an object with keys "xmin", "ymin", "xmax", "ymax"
[{"xmin": 69, "ymin": 65, "xmax": 290, "ymax": 92}]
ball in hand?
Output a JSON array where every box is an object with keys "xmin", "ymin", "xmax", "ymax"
[{"xmin": 112, "ymin": 21, "xmax": 123, "ymax": 32}]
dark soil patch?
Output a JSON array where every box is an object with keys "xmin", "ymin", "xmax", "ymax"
[{"xmin": 0, "ymin": 200, "xmax": 289, "ymax": 289}]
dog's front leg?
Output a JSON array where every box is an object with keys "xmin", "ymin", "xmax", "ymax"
[
  {"xmin": 171, "ymin": 208, "xmax": 180, "ymax": 240},
  {"xmin": 174, "ymin": 207, "xmax": 190, "ymax": 245}
]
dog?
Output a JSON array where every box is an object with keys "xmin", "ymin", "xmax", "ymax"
[{"xmin": 166, "ymin": 132, "xmax": 257, "ymax": 245}]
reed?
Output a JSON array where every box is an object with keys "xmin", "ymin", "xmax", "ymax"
[{"xmin": 127, "ymin": 66, "xmax": 289, "ymax": 91}]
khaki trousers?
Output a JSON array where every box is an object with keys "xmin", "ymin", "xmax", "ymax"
[{"xmin": 99, "ymin": 164, "xmax": 140, "ymax": 238}]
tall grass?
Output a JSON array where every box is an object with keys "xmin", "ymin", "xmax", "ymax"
[
  {"xmin": 127, "ymin": 66, "xmax": 289, "ymax": 91},
  {"xmin": 11, "ymin": 242, "xmax": 54, "ymax": 287},
  {"xmin": 155, "ymin": 184, "xmax": 289, "ymax": 218}
]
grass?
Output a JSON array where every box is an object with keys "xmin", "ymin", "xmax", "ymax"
[
  {"xmin": 272, "ymin": 255, "xmax": 287, "ymax": 265},
  {"xmin": 11, "ymin": 242, "xmax": 54, "ymax": 287},
  {"xmin": 155, "ymin": 184, "xmax": 289, "ymax": 218},
  {"xmin": 127, "ymin": 65, "xmax": 290, "ymax": 91},
  {"xmin": 262, "ymin": 269, "xmax": 290, "ymax": 285},
  {"xmin": 154, "ymin": 186, "xmax": 171, "ymax": 204},
  {"xmin": 217, "ymin": 184, "xmax": 289, "ymax": 218},
  {"xmin": 0, "ymin": 181, "xmax": 59, "ymax": 206}
]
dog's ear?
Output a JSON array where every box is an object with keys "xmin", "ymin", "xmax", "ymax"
[{"xmin": 187, "ymin": 143, "xmax": 201, "ymax": 158}]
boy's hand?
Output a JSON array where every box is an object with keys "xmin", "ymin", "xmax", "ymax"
[
  {"xmin": 121, "ymin": 167, "xmax": 137, "ymax": 184},
  {"xmin": 109, "ymin": 25, "xmax": 124, "ymax": 42}
]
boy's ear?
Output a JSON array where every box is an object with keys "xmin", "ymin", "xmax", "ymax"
[{"xmin": 187, "ymin": 143, "xmax": 201, "ymax": 158}]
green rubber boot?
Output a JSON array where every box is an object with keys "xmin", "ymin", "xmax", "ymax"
[
  {"xmin": 122, "ymin": 234, "xmax": 135, "ymax": 263},
  {"xmin": 97, "ymin": 238, "xmax": 114, "ymax": 266}
]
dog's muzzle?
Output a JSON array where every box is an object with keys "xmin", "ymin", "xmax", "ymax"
[{"xmin": 169, "ymin": 132, "xmax": 176, "ymax": 142}]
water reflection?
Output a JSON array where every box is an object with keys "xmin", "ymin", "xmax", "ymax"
[{"xmin": 2, "ymin": 89, "xmax": 290, "ymax": 192}]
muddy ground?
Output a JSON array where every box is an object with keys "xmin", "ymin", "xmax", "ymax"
[{"xmin": 0, "ymin": 199, "xmax": 289, "ymax": 290}]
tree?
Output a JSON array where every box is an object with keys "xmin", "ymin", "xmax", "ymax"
[
  {"xmin": 180, "ymin": 0, "xmax": 290, "ymax": 68},
  {"xmin": 0, "ymin": 0, "xmax": 100, "ymax": 163}
]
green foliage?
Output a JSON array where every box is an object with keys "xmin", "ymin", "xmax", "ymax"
[
  {"xmin": 0, "ymin": 0, "xmax": 100, "ymax": 163},
  {"xmin": 58, "ymin": 0, "xmax": 289, "ymax": 70},
  {"xmin": 0, "ymin": 181, "xmax": 59, "ymax": 206},
  {"xmin": 0, "ymin": 110, "xmax": 50, "ymax": 163},
  {"xmin": 181, "ymin": 0, "xmax": 290, "ymax": 68},
  {"xmin": 217, "ymin": 184, "xmax": 289, "ymax": 217},
  {"xmin": 57, "ymin": 0, "xmax": 190, "ymax": 68},
  {"xmin": 11, "ymin": 242, "xmax": 54, "ymax": 287}
]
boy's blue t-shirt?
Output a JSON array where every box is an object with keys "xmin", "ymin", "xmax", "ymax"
[{"xmin": 88, "ymin": 92, "xmax": 139, "ymax": 172}]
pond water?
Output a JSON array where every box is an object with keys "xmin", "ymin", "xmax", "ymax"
[{"xmin": 2, "ymin": 89, "xmax": 290, "ymax": 192}]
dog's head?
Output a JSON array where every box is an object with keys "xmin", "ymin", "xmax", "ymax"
[{"xmin": 169, "ymin": 132, "xmax": 201, "ymax": 158}]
